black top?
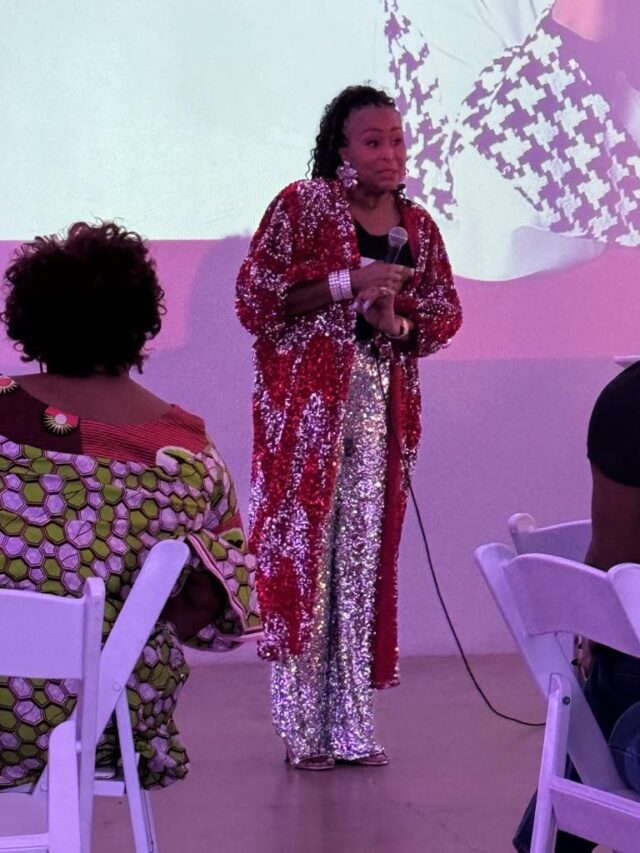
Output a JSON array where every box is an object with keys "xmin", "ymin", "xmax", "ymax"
[
  {"xmin": 587, "ymin": 362, "xmax": 640, "ymax": 487},
  {"xmin": 353, "ymin": 220, "xmax": 415, "ymax": 342}
]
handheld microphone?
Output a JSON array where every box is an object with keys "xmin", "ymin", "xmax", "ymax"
[
  {"xmin": 357, "ymin": 226, "xmax": 410, "ymax": 313},
  {"xmin": 385, "ymin": 226, "xmax": 408, "ymax": 264}
]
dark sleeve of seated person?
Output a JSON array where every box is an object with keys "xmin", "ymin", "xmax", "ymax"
[
  {"xmin": 162, "ymin": 571, "xmax": 228, "ymax": 642},
  {"xmin": 586, "ymin": 362, "xmax": 640, "ymax": 571}
]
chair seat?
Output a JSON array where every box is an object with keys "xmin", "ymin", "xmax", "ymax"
[
  {"xmin": 0, "ymin": 795, "xmax": 47, "ymax": 838},
  {"xmin": 94, "ymin": 765, "xmax": 117, "ymax": 781},
  {"xmin": 94, "ymin": 774, "xmax": 126, "ymax": 797},
  {"xmin": 553, "ymin": 778, "xmax": 640, "ymax": 851}
]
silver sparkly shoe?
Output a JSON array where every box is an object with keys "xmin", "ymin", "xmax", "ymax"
[
  {"xmin": 284, "ymin": 740, "xmax": 335, "ymax": 771},
  {"xmin": 339, "ymin": 750, "xmax": 390, "ymax": 767}
]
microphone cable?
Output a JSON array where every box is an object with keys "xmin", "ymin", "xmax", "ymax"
[{"xmin": 372, "ymin": 351, "xmax": 544, "ymax": 728}]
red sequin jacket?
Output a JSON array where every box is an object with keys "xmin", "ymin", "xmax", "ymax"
[{"xmin": 236, "ymin": 178, "xmax": 461, "ymax": 688}]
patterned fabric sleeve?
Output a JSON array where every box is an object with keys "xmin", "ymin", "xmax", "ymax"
[
  {"xmin": 183, "ymin": 445, "xmax": 261, "ymax": 651},
  {"xmin": 395, "ymin": 213, "xmax": 462, "ymax": 358},
  {"xmin": 236, "ymin": 181, "xmax": 355, "ymax": 342},
  {"xmin": 236, "ymin": 186, "xmax": 298, "ymax": 342}
]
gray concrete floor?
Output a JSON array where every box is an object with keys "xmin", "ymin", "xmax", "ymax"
[{"xmin": 91, "ymin": 655, "xmax": 611, "ymax": 853}]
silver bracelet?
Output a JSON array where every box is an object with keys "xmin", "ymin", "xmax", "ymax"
[{"xmin": 328, "ymin": 269, "xmax": 353, "ymax": 302}]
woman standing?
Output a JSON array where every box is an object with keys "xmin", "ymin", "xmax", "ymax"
[{"xmin": 236, "ymin": 85, "xmax": 462, "ymax": 769}]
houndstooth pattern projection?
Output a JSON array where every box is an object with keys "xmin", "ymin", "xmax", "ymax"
[
  {"xmin": 385, "ymin": 0, "xmax": 456, "ymax": 219},
  {"xmin": 452, "ymin": 12, "xmax": 640, "ymax": 246},
  {"xmin": 385, "ymin": 5, "xmax": 640, "ymax": 247}
]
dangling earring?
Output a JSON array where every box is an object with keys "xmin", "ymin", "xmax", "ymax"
[
  {"xmin": 337, "ymin": 160, "xmax": 358, "ymax": 190},
  {"xmin": 396, "ymin": 162, "xmax": 408, "ymax": 196}
]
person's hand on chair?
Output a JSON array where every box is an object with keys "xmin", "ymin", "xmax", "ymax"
[{"xmin": 574, "ymin": 636, "xmax": 597, "ymax": 682}]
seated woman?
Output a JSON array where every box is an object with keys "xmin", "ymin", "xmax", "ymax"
[{"xmin": 0, "ymin": 221, "xmax": 261, "ymax": 790}]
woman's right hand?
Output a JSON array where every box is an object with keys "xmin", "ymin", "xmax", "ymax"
[{"xmin": 350, "ymin": 262, "xmax": 413, "ymax": 296}]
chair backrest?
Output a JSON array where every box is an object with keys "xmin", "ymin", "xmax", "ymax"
[
  {"xmin": 95, "ymin": 538, "xmax": 190, "ymax": 736},
  {"xmin": 475, "ymin": 543, "xmax": 640, "ymax": 790},
  {"xmin": 509, "ymin": 514, "xmax": 594, "ymax": 665},
  {"xmin": 0, "ymin": 578, "xmax": 104, "ymax": 853},
  {"xmin": 508, "ymin": 513, "xmax": 592, "ymax": 563}
]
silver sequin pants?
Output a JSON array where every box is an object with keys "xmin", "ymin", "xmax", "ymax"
[{"xmin": 271, "ymin": 343, "xmax": 389, "ymax": 760}]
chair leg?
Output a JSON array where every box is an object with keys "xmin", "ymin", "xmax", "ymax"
[
  {"xmin": 115, "ymin": 693, "xmax": 157, "ymax": 853},
  {"xmin": 530, "ymin": 787, "xmax": 557, "ymax": 853},
  {"xmin": 48, "ymin": 720, "xmax": 83, "ymax": 853},
  {"xmin": 141, "ymin": 788, "xmax": 159, "ymax": 852},
  {"xmin": 531, "ymin": 675, "xmax": 571, "ymax": 853}
]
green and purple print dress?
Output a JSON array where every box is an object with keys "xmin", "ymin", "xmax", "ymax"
[{"xmin": 0, "ymin": 377, "xmax": 261, "ymax": 789}]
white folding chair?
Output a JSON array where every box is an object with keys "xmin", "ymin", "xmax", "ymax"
[
  {"xmin": 0, "ymin": 578, "xmax": 104, "ymax": 853},
  {"xmin": 93, "ymin": 539, "xmax": 190, "ymax": 853},
  {"xmin": 508, "ymin": 513, "xmax": 592, "ymax": 563},
  {"xmin": 475, "ymin": 543, "xmax": 640, "ymax": 852},
  {"xmin": 614, "ymin": 356, "xmax": 640, "ymax": 369},
  {"xmin": 509, "ymin": 513, "xmax": 593, "ymax": 665},
  {"xmin": 1, "ymin": 720, "xmax": 84, "ymax": 853}
]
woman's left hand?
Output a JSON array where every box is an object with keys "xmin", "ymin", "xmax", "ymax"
[{"xmin": 355, "ymin": 286, "xmax": 402, "ymax": 336}]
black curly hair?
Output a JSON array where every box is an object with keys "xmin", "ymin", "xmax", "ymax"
[
  {"xmin": 309, "ymin": 84, "xmax": 397, "ymax": 179},
  {"xmin": 2, "ymin": 221, "xmax": 165, "ymax": 377}
]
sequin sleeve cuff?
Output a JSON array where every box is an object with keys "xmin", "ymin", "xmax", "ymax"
[{"xmin": 394, "ymin": 220, "xmax": 462, "ymax": 358}]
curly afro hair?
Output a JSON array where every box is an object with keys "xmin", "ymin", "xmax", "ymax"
[
  {"xmin": 2, "ymin": 221, "xmax": 165, "ymax": 377},
  {"xmin": 309, "ymin": 84, "xmax": 397, "ymax": 179}
]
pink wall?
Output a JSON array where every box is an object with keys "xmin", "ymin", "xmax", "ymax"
[{"xmin": 0, "ymin": 238, "xmax": 633, "ymax": 659}]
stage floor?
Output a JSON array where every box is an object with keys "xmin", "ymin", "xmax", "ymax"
[{"xmin": 91, "ymin": 655, "xmax": 611, "ymax": 853}]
